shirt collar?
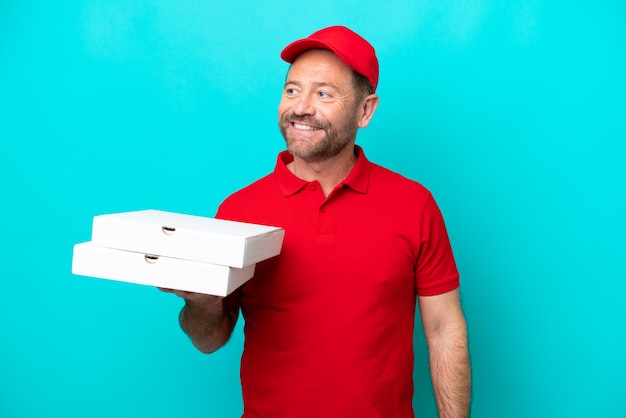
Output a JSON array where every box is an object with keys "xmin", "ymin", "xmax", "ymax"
[{"xmin": 274, "ymin": 145, "xmax": 371, "ymax": 197}]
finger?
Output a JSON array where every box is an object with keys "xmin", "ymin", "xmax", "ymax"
[{"xmin": 157, "ymin": 287, "xmax": 193, "ymax": 299}]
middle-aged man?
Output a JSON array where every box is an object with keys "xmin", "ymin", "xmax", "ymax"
[{"xmin": 163, "ymin": 25, "xmax": 471, "ymax": 417}]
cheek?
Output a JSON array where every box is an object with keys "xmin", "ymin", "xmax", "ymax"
[
  {"xmin": 325, "ymin": 110, "xmax": 350, "ymax": 129},
  {"xmin": 278, "ymin": 102, "xmax": 291, "ymax": 120}
]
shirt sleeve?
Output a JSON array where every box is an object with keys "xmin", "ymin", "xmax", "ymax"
[{"xmin": 415, "ymin": 194, "xmax": 460, "ymax": 296}]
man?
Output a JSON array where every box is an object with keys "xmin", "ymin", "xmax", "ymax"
[{"xmin": 164, "ymin": 26, "xmax": 471, "ymax": 417}]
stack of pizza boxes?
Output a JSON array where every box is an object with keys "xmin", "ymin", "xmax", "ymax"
[{"xmin": 72, "ymin": 210, "xmax": 285, "ymax": 296}]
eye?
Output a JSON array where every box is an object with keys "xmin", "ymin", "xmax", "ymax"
[{"xmin": 317, "ymin": 91, "xmax": 330, "ymax": 99}]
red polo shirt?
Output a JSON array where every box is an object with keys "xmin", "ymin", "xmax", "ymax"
[{"xmin": 216, "ymin": 146, "xmax": 459, "ymax": 417}]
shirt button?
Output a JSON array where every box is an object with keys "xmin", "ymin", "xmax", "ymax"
[
  {"xmin": 320, "ymin": 208, "xmax": 326, "ymax": 213},
  {"xmin": 310, "ymin": 184, "xmax": 317, "ymax": 191}
]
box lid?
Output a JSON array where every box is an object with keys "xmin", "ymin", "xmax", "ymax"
[{"xmin": 91, "ymin": 210, "xmax": 284, "ymax": 268}]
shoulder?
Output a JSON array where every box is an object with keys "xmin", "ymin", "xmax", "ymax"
[
  {"xmin": 216, "ymin": 172, "xmax": 279, "ymax": 222},
  {"xmin": 225, "ymin": 172, "xmax": 277, "ymax": 202},
  {"xmin": 368, "ymin": 161, "xmax": 433, "ymax": 201}
]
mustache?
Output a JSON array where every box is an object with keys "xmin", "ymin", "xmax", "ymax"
[{"xmin": 283, "ymin": 114, "xmax": 328, "ymax": 130}]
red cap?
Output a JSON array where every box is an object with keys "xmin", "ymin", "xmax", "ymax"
[{"xmin": 280, "ymin": 26, "xmax": 379, "ymax": 92}]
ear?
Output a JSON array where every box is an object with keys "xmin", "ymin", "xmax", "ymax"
[{"xmin": 357, "ymin": 94, "xmax": 379, "ymax": 129}]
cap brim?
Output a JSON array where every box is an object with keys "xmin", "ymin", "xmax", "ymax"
[{"xmin": 280, "ymin": 39, "xmax": 336, "ymax": 63}]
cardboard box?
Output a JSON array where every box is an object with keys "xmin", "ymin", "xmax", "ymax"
[
  {"xmin": 72, "ymin": 242, "xmax": 255, "ymax": 296},
  {"xmin": 91, "ymin": 210, "xmax": 284, "ymax": 268}
]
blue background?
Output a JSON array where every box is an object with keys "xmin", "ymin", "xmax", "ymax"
[{"xmin": 1, "ymin": 1, "xmax": 625, "ymax": 417}]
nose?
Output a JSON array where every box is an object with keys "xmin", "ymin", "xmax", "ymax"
[{"xmin": 292, "ymin": 94, "xmax": 316, "ymax": 116}]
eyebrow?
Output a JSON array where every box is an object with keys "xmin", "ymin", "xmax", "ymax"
[{"xmin": 284, "ymin": 79, "xmax": 341, "ymax": 91}]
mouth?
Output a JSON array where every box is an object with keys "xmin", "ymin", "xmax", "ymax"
[{"xmin": 291, "ymin": 122, "xmax": 321, "ymax": 131}]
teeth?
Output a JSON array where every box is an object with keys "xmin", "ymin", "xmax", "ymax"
[{"xmin": 293, "ymin": 123, "xmax": 317, "ymax": 131}]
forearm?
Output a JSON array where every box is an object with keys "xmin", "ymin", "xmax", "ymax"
[
  {"xmin": 179, "ymin": 298, "xmax": 236, "ymax": 354},
  {"xmin": 428, "ymin": 324, "xmax": 472, "ymax": 418}
]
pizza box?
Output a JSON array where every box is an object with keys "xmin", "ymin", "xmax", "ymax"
[
  {"xmin": 90, "ymin": 210, "xmax": 284, "ymax": 268},
  {"xmin": 72, "ymin": 242, "xmax": 255, "ymax": 296}
]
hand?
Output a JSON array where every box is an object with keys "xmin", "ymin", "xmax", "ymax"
[{"xmin": 158, "ymin": 287, "xmax": 223, "ymax": 304}]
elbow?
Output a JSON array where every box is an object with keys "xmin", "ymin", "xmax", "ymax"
[
  {"xmin": 194, "ymin": 343, "xmax": 220, "ymax": 355},
  {"xmin": 423, "ymin": 315, "xmax": 469, "ymax": 349},
  {"xmin": 192, "ymin": 340, "xmax": 224, "ymax": 354},
  {"xmin": 178, "ymin": 303, "xmax": 237, "ymax": 355},
  {"xmin": 190, "ymin": 333, "xmax": 231, "ymax": 355}
]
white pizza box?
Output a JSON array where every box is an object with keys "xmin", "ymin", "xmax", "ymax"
[
  {"xmin": 90, "ymin": 210, "xmax": 285, "ymax": 268},
  {"xmin": 72, "ymin": 242, "xmax": 255, "ymax": 296}
]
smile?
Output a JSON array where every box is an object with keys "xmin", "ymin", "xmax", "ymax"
[{"xmin": 292, "ymin": 122, "xmax": 320, "ymax": 131}]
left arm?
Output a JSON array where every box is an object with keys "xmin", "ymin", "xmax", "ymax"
[{"xmin": 418, "ymin": 288, "xmax": 472, "ymax": 418}]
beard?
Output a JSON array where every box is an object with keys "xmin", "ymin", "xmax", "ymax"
[{"xmin": 279, "ymin": 112, "xmax": 359, "ymax": 163}]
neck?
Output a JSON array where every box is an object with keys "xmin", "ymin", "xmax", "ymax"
[{"xmin": 288, "ymin": 145, "xmax": 357, "ymax": 197}]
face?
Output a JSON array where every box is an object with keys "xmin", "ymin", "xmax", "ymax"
[{"xmin": 278, "ymin": 49, "xmax": 363, "ymax": 163}]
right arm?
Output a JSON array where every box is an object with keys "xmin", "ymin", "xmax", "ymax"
[{"xmin": 162, "ymin": 289, "xmax": 240, "ymax": 354}]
